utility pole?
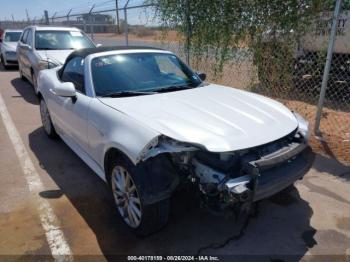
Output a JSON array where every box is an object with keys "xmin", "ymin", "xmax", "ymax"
[
  {"xmin": 25, "ymin": 9, "xmax": 30, "ymax": 22},
  {"xmin": 115, "ymin": 0, "xmax": 120, "ymax": 34}
]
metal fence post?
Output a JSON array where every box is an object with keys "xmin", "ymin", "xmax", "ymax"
[
  {"xmin": 314, "ymin": 0, "xmax": 342, "ymax": 135},
  {"xmin": 185, "ymin": 0, "xmax": 191, "ymax": 65},
  {"xmin": 89, "ymin": 5, "xmax": 95, "ymax": 40},
  {"xmin": 124, "ymin": 0, "xmax": 130, "ymax": 46},
  {"xmin": 124, "ymin": 8, "xmax": 128, "ymax": 45},
  {"xmin": 51, "ymin": 12, "xmax": 57, "ymax": 25},
  {"xmin": 67, "ymin": 9, "xmax": 72, "ymax": 22},
  {"xmin": 115, "ymin": 0, "xmax": 120, "ymax": 34},
  {"xmin": 44, "ymin": 10, "xmax": 49, "ymax": 25}
]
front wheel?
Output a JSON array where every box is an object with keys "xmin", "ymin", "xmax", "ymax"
[
  {"xmin": 18, "ymin": 63, "xmax": 26, "ymax": 81},
  {"xmin": 31, "ymin": 71, "xmax": 38, "ymax": 94},
  {"xmin": 40, "ymin": 99, "xmax": 58, "ymax": 139},
  {"xmin": 109, "ymin": 155, "xmax": 170, "ymax": 236},
  {"xmin": 0, "ymin": 55, "xmax": 9, "ymax": 70}
]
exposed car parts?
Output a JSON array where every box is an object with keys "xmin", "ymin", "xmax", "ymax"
[{"xmin": 139, "ymin": 128, "xmax": 314, "ymax": 216}]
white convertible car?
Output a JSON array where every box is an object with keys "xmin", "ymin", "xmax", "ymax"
[{"xmin": 37, "ymin": 46, "xmax": 314, "ymax": 235}]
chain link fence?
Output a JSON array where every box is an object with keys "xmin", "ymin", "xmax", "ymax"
[{"xmin": 0, "ymin": 1, "xmax": 349, "ymax": 164}]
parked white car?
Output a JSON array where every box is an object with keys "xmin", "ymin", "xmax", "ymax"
[
  {"xmin": 17, "ymin": 26, "xmax": 96, "ymax": 93},
  {"xmin": 37, "ymin": 46, "xmax": 314, "ymax": 235},
  {"xmin": 0, "ymin": 29, "xmax": 22, "ymax": 69}
]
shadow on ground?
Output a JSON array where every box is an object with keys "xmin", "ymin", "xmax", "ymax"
[
  {"xmin": 312, "ymin": 153, "xmax": 350, "ymax": 181},
  {"xmin": 0, "ymin": 63, "xmax": 18, "ymax": 72},
  {"xmin": 28, "ymin": 126, "xmax": 316, "ymax": 260},
  {"xmin": 10, "ymin": 77, "xmax": 38, "ymax": 105}
]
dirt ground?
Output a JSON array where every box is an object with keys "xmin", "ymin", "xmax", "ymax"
[
  {"xmin": 284, "ymin": 100, "xmax": 350, "ymax": 165},
  {"xmin": 0, "ymin": 62, "xmax": 350, "ymax": 260}
]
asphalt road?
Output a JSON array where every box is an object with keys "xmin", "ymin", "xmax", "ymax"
[{"xmin": 0, "ymin": 64, "xmax": 350, "ymax": 261}]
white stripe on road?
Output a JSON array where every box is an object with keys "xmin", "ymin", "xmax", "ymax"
[{"xmin": 0, "ymin": 92, "xmax": 73, "ymax": 261}]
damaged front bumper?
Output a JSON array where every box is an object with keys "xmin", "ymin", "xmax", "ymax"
[
  {"xmin": 224, "ymin": 143, "xmax": 315, "ymax": 203},
  {"xmin": 253, "ymin": 144, "xmax": 314, "ymax": 201}
]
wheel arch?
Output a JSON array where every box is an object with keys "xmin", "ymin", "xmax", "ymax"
[
  {"xmin": 103, "ymin": 145, "xmax": 180, "ymax": 205},
  {"xmin": 103, "ymin": 146, "xmax": 134, "ymax": 183},
  {"xmin": 37, "ymin": 91, "xmax": 43, "ymax": 100}
]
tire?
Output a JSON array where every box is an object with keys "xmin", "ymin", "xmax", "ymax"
[
  {"xmin": 19, "ymin": 63, "xmax": 26, "ymax": 81},
  {"xmin": 0, "ymin": 55, "xmax": 9, "ymax": 70},
  {"xmin": 40, "ymin": 99, "xmax": 58, "ymax": 139},
  {"xmin": 31, "ymin": 70, "xmax": 38, "ymax": 94},
  {"xmin": 108, "ymin": 154, "xmax": 170, "ymax": 236}
]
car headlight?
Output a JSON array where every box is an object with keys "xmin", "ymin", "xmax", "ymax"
[
  {"xmin": 37, "ymin": 59, "xmax": 59, "ymax": 70},
  {"xmin": 137, "ymin": 136, "xmax": 198, "ymax": 163},
  {"xmin": 294, "ymin": 112, "xmax": 309, "ymax": 140}
]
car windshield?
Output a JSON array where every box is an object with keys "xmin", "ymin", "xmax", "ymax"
[
  {"xmin": 91, "ymin": 53, "xmax": 202, "ymax": 96},
  {"xmin": 4, "ymin": 32, "xmax": 22, "ymax": 42},
  {"xmin": 35, "ymin": 30, "xmax": 95, "ymax": 50}
]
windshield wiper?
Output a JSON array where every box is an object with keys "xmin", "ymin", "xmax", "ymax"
[
  {"xmin": 152, "ymin": 84, "xmax": 196, "ymax": 93},
  {"xmin": 36, "ymin": 47, "xmax": 75, "ymax": 50},
  {"xmin": 99, "ymin": 90, "xmax": 157, "ymax": 98},
  {"xmin": 36, "ymin": 47, "xmax": 57, "ymax": 50}
]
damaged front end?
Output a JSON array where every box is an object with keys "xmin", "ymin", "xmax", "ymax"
[{"xmin": 137, "ymin": 120, "xmax": 314, "ymax": 215}]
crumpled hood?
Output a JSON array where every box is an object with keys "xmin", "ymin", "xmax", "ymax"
[
  {"xmin": 36, "ymin": 50, "xmax": 74, "ymax": 65},
  {"xmin": 2, "ymin": 42, "xmax": 18, "ymax": 51},
  {"xmin": 100, "ymin": 84, "xmax": 299, "ymax": 152}
]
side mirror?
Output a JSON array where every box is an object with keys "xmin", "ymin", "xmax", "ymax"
[
  {"xmin": 197, "ymin": 72, "xmax": 206, "ymax": 81},
  {"xmin": 53, "ymin": 82, "xmax": 76, "ymax": 97},
  {"xmin": 23, "ymin": 44, "xmax": 32, "ymax": 51},
  {"xmin": 96, "ymin": 43, "xmax": 102, "ymax": 47}
]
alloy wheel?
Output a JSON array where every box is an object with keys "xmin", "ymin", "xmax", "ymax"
[
  {"xmin": 32, "ymin": 72, "xmax": 38, "ymax": 94},
  {"xmin": 111, "ymin": 166, "xmax": 142, "ymax": 228},
  {"xmin": 40, "ymin": 100, "xmax": 52, "ymax": 134}
]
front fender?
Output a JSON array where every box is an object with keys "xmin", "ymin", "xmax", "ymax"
[{"xmin": 87, "ymin": 99, "xmax": 161, "ymax": 168}]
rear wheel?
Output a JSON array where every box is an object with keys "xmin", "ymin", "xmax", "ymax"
[
  {"xmin": 109, "ymin": 155, "xmax": 170, "ymax": 236},
  {"xmin": 40, "ymin": 99, "xmax": 58, "ymax": 139}
]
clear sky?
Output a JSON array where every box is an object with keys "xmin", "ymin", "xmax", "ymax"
[{"xmin": 0, "ymin": 0, "xmax": 150, "ymax": 24}]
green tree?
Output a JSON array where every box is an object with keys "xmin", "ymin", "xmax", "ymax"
[{"xmin": 149, "ymin": 0, "xmax": 332, "ymax": 80}]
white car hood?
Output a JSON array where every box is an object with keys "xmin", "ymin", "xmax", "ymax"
[
  {"xmin": 2, "ymin": 42, "xmax": 18, "ymax": 51},
  {"xmin": 100, "ymin": 84, "xmax": 298, "ymax": 152},
  {"xmin": 37, "ymin": 50, "xmax": 73, "ymax": 65}
]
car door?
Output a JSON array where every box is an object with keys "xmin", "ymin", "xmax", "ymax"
[
  {"xmin": 17, "ymin": 29, "xmax": 29, "ymax": 76},
  {"xmin": 55, "ymin": 57, "xmax": 92, "ymax": 153},
  {"xmin": 24, "ymin": 29, "xmax": 35, "ymax": 78}
]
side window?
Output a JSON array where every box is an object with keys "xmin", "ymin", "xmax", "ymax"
[
  {"xmin": 61, "ymin": 57, "xmax": 85, "ymax": 94},
  {"xmin": 21, "ymin": 29, "xmax": 28, "ymax": 44},
  {"xmin": 26, "ymin": 29, "xmax": 33, "ymax": 47}
]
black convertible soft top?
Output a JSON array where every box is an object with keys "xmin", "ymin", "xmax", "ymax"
[{"xmin": 65, "ymin": 46, "xmax": 164, "ymax": 64}]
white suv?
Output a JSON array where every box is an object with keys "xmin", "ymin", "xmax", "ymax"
[
  {"xmin": 17, "ymin": 26, "xmax": 96, "ymax": 94},
  {"xmin": 0, "ymin": 29, "xmax": 22, "ymax": 69}
]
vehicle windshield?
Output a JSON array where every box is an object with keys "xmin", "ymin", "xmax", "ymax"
[
  {"xmin": 4, "ymin": 32, "xmax": 22, "ymax": 42},
  {"xmin": 91, "ymin": 53, "xmax": 202, "ymax": 96},
  {"xmin": 35, "ymin": 30, "xmax": 95, "ymax": 50}
]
